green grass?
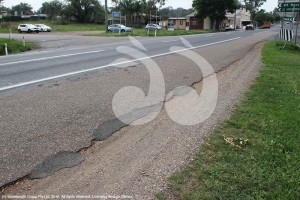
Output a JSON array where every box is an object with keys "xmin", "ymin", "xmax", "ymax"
[
  {"xmin": 0, "ymin": 21, "xmax": 212, "ymax": 37},
  {"xmin": 86, "ymin": 28, "xmax": 212, "ymax": 37},
  {"xmin": 0, "ymin": 38, "xmax": 35, "ymax": 55},
  {"xmin": 0, "ymin": 21, "xmax": 105, "ymax": 33},
  {"xmin": 165, "ymin": 41, "xmax": 300, "ymax": 199}
]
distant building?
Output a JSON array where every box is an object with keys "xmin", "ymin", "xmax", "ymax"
[
  {"xmin": 168, "ymin": 17, "xmax": 186, "ymax": 30},
  {"xmin": 186, "ymin": 12, "xmax": 211, "ymax": 30},
  {"xmin": 224, "ymin": 9, "xmax": 251, "ymax": 29}
]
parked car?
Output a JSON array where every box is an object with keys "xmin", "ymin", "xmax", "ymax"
[
  {"xmin": 245, "ymin": 24, "xmax": 254, "ymax": 30},
  {"xmin": 225, "ymin": 24, "xmax": 234, "ymax": 31},
  {"xmin": 108, "ymin": 24, "xmax": 132, "ymax": 33},
  {"xmin": 34, "ymin": 24, "xmax": 52, "ymax": 32},
  {"xmin": 145, "ymin": 24, "xmax": 162, "ymax": 30},
  {"xmin": 259, "ymin": 22, "xmax": 271, "ymax": 29},
  {"xmin": 18, "ymin": 24, "xmax": 39, "ymax": 33}
]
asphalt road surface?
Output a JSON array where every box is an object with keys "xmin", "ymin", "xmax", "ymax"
[{"xmin": 0, "ymin": 28, "xmax": 278, "ymax": 192}]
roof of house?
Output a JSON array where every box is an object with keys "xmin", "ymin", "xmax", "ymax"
[
  {"xmin": 168, "ymin": 17, "xmax": 186, "ymax": 20},
  {"xmin": 186, "ymin": 12, "xmax": 197, "ymax": 17}
]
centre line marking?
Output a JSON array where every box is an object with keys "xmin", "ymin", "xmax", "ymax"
[
  {"xmin": 0, "ymin": 37, "xmax": 241, "ymax": 92},
  {"xmin": 0, "ymin": 50, "xmax": 105, "ymax": 67},
  {"xmin": 163, "ymin": 40, "xmax": 178, "ymax": 43}
]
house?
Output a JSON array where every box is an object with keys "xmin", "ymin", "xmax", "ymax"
[
  {"xmin": 224, "ymin": 9, "xmax": 251, "ymax": 29},
  {"xmin": 186, "ymin": 12, "xmax": 211, "ymax": 30},
  {"xmin": 168, "ymin": 17, "xmax": 186, "ymax": 30}
]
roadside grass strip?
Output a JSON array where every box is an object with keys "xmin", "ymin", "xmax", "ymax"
[
  {"xmin": 0, "ymin": 38, "xmax": 35, "ymax": 56},
  {"xmin": 0, "ymin": 21, "xmax": 106, "ymax": 33},
  {"xmin": 87, "ymin": 29, "xmax": 212, "ymax": 37},
  {"xmin": 163, "ymin": 41, "xmax": 300, "ymax": 199}
]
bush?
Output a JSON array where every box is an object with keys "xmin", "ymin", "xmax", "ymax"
[{"xmin": 0, "ymin": 38, "xmax": 35, "ymax": 56}]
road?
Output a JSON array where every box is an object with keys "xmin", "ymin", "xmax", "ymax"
[
  {"xmin": 0, "ymin": 28, "xmax": 278, "ymax": 93},
  {"xmin": 0, "ymin": 28, "xmax": 277, "ymax": 197}
]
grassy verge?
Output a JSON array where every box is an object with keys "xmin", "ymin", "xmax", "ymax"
[
  {"xmin": 0, "ymin": 21, "xmax": 212, "ymax": 36},
  {"xmin": 86, "ymin": 29, "xmax": 212, "ymax": 37},
  {"xmin": 0, "ymin": 38, "xmax": 36, "ymax": 55},
  {"xmin": 0, "ymin": 21, "xmax": 105, "ymax": 33},
  {"xmin": 162, "ymin": 41, "xmax": 300, "ymax": 199}
]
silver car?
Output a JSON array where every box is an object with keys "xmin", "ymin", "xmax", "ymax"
[
  {"xmin": 108, "ymin": 24, "xmax": 132, "ymax": 33},
  {"xmin": 34, "ymin": 24, "xmax": 52, "ymax": 32},
  {"xmin": 145, "ymin": 24, "xmax": 162, "ymax": 30}
]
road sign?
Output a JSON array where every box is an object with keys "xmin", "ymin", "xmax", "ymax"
[
  {"xmin": 278, "ymin": 7, "xmax": 300, "ymax": 12},
  {"xmin": 283, "ymin": 16, "xmax": 294, "ymax": 21},
  {"xmin": 112, "ymin": 11, "xmax": 121, "ymax": 18},
  {"xmin": 278, "ymin": 2, "xmax": 300, "ymax": 8}
]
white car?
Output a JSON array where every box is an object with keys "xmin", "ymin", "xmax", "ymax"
[
  {"xmin": 34, "ymin": 24, "xmax": 52, "ymax": 32},
  {"xmin": 145, "ymin": 24, "xmax": 162, "ymax": 30},
  {"xmin": 18, "ymin": 24, "xmax": 39, "ymax": 33},
  {"xmin": 225, "ymin": 24, "xmax": 234, "ymax": 31}
]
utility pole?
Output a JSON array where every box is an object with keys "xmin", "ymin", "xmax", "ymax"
[
  {"xmin": 234, "ymin": 9, "xmax": 237, "ymax": 30},
  {"xmin": 105, "ymin": 0, "xmax": 108, "ymax": 33}
]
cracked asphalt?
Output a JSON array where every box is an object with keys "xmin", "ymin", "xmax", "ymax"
[{"xmin": 0, "ymin": 30, "xmax": 277, "ymax": 198}]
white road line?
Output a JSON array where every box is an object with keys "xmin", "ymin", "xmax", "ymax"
[
  {"xmin": 0, "ymin": 50, "xmax": 105, "ymax": 67},
  {"xmin": 163, "ymin": 40, "xmax": 178, "ymax": 43},
  {"xmin": 0, "ymin": 37, "xmax": 242, "ymax": 92}
]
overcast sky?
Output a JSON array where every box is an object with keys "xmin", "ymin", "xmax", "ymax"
[{"xmin": 3, "ymin": 0, "xmax": 278, "ymax": 12}]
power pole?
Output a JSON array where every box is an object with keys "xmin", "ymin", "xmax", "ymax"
[{"xmin": 105, "ymin": 0, "xmax": 108, "ymax": 33}]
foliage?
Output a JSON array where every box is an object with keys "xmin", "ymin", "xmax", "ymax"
[
  {"xmin": 66, "ymin": 0, "xmax": 105, "ymax": 23},
  {"xmin": 160, "ymin": 7, "xmax": 193, "ymax": 20},
  {"xmin": 166, "ymin": 41, "xmax": 300, "ymax": 199},
  {"xmin": 0, "ymin": 38, "xmax": 35, "ymax": 55},
  {"xmin": 11, "ymin": 2, "xmax": 32, "ymax": 15},
  {"xmin": 37, "ymin": 0, "xmax": 105, "ymax": 24},
  {"xmin": 39, "ymin": 0, "xmax": 64, "ymax": 21},
  {"xmin": 243, "ymin": 0, "xmax": 266, "ymax": 19},
  {"xmin": 113, "ymin": 0, "xmax": 163, "ymax": 26},
  {"xmin": 192, "ymin": 0, "xmax": 238, "ymax": 30},
  {"xmin": 254, "ymin": 9, "xmax": 278, "ymax": 26}
]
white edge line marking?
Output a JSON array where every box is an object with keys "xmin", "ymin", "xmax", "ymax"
[
  {"xmin": 163, "ymin": 40, "xmax": 178, "ymax": 43},
  {"xmin": 0, "ymin": 37, "xmax": 241, "ymax": 92},
  {"xmin": 0, "ymin": 50, "xmax": 105, "ymax": 66}
]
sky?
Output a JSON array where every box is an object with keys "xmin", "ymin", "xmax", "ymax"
[{"xmin": 2, "ymin": 0, "xmax": 278, "ymax": 12}]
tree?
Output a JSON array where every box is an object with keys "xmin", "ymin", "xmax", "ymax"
[
  {"xmin": 0, "ymin": 0, "xmax": 4, "ymax": 12},
  {"xmin": 39, "ymin": 0, "xmax": 64, "ymax": 20},
  {"xmin": 243, "ymin": 0, "xmax": 266, "ymax": 19},
  {"xmin": 11, "ymin": 2, "xmax": 32, "ymax": 15},
  {"xmin": 66, "ymin": 0, "xmax": 105, "ymax": 23},
  {"xmin": 193, "ymin": 0, "xmax": 238, "ymax": 30}
]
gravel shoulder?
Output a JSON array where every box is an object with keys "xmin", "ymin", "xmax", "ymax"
[{"xmin": 1, "ymin": 31, "xmax": 271, "ymax": 198}]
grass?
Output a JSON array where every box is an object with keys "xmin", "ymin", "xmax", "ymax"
[
  {"xmin": 87, "ymin": 28, "xmax": 212, "ymax": 37},
  {"xmin": 0, "ymin": 21, "xmax": 105, "ymax": 33},
  {"xmin": 0, "ymin": 21, "xmax": 211, "ymax": 37},
  {"xmin": 165, "ymin": 41, "xmax": 300, "ymax": 199},
  {"xmin": 0, "ymin": 38, "xmax": 36, "ymax": 55}
]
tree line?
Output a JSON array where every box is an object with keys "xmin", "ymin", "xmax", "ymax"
[
  {"xmin": 1, "ymin": 0, "xmax": 281, "ymax": 29},
  {"xmin": 193, "ymin": 0, "xmax": 280, "ymax": 30}
]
